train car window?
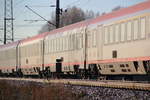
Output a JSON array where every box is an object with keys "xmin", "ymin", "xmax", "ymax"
[
  {"xmin": 46, "ymin": 41, "xmax": 48, "ymax": 53},
  {"xmin": 63, "ymin": 37, "xmax": 66, "ymax": 51},
  {"xmin": 56, "ymin": 38, "xmax": 58, "ymax": 52},
  {"xmin": 29, "ymin": 45, "xmax": 31, "ymax": 56},
  {"xmin": 140, "ymin": 17, "xmax": 146, "ymax": 38},
  {"xmin": 68, "ymin": 35, "xmax": 71, "ymax": 50},
  {"xmin": 57, "ymin": 38, "xmax": 59, "ymax": 52},
  {"xmin": 77, "ymin": 34, "xmax": 79, "ymax": 49},
  {"xmin": 121, "ymin": 22, "xmax": 125, "ymax": 42},
  {"xmin": 78, "ymin": 34, "xmax": 82, "ymax": 49},
  {"xmin": 50, "ymin": 40, "xmax": 52, "ymax": 53},
  {"xmin": 149, "ymin": 16, "xmax": 150, "ymax": 35},
  {"xmin": 52, "ymin": 39, "xmax": 54, "ymax": 52},
  {"xmin": 49, "ymin": 40, "xmax": 52, "ymax": 53},
  {"xmin": 109, "ymin": 25, "xmax": 114, "ymax": 43},
  {"xmin": 74, "ymin": 34, "xmax": 77, "ymax": 49},
  {"xmin": 45, "ymin": 41, "xmax": 47, "ymax": 54},
  {"xmin": 76, "ymin": 34, "xmax": 79, "ymax": 49},
  {"xmin": 64, "ymin": 37, "xmax": 66, "ymax": 51},
  {"xmin": 71, "ymin": 35, "xmax": 73, "ymax": 50},
  {"xmin": 50, "ymin": 39, "xmax": 52, "ymax": 52},
  {"xmin": 114, "ymin": 24, "xmax": 120, "ymax": 43},
  {"xmin": 55, "ymin": 39, "xmax": 57, "ymax": 52},
  {"xmin": 59, "ymin": 38, "xmax": 61, "ymax": 52},
  {"xmin": 72, "ymin": 34, "xmax": 74, "ymax": 50},
  {"xmin": 133, "ymin": 19, "xmax": 139, "ymax": 40},
  {"xmin": 71, "ymin": 34, "xmax": 73, "ymax": 50},
  {"xmin": 35, "ymin": 43, "xmax": 37, "ymax": 55},
  {"xmin": 62, "ymin": 37, "xmax": 63, "ymax": 51},
  {"xmin": 55, "ymin": 38, "xmax": 57, "ymax": 52},
  {"xmin": 127, "ymin": 21, "xmax": 132, "ymax": 41},
  {"xmin": 50, "ymin": 39, "xmax": 53, "ymax": 53},
  {"xmin": 59, "ymin": 38, "xmax": 61, "ymax": 51},
  {"xmin": 112, "ymin": 50, "xmax": 117, "ymax": 58},
  {"xmin": 34, "ymin": 44, "xmax": 36, "ymax": 55},
  {"xmin": 27, "ymin": 46, "xmax": 29, "ymax": 57},
  {"xmin": 53, "ymin": 39, "xmax": 55, "ymax": 52},
  {"xmin": 22, "ymin": 46, "xmax": 27, "ymax": 57},
  {"xmin": 65, "ymin": 36, "xmax": 67, "ymax": 51},
  {"xmin": 33, "ymin": 44, "xmax": 35, "ymax": 55},
  {"xmin": 73, "ymin": 34, "xmax": 75, "ymax": 50},
  {"xmin": 51, "ymin": 39, "xmax": 54, "ymax": 52},
  {"xmin": 25, "ymin": 46, "xmax": 27, "ymax": 57},
  {"xmin": 33, "ymin": 44, "xmax": 35, "ymax": 56},
  {"xmin": 24, "ymin": 46, "xmax": 26, "ymax": 57},
  {"xmin": 32, "ymin": 44, "xmax": 34, "ymax": 56},
  {"xmin": 67, "ymin": 36, "xmax": 69, "ymax": 50},
  {"xmin": 104, "ymin": 26, "xmax": 109, "ymax": 44},
  {"xmin": 92, "ymin": 30, "xmax": 97, "ymax": 47},
  {"xmin": 31, "ymin": 45, "xmax": 33, "ymax": 56},
  {"xmin": 60, "ymin": 37, "xmax": 63, "ymax": 51},
  {"xmin": 57, "ymin": 38, "xmax": 60, "ymax": 52},
  {"xmin": 28, "ymin": 44, "xmax": 33, "ymax": 57},
  {"xmin": 50, "ymin": 40, "xmax": 53, "ymax": 53},
  {"xmin": 81, "ymin": 34, "xmax": 83, "ymax": 48},
  {"xmin": 87, "ymin": 32, "xmax": 91, "ymax": 48},
  {"xmin": 74, "ymin": 34, "xmax": 77, "ymax": 50}
]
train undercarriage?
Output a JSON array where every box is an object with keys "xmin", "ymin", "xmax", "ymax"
[{"xmin": 0, "ymin": 60, "xmax": 150, "ymax": 82}]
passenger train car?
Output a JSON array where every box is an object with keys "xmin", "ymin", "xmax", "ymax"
[
  {"xmin": 0, "ymin": 1, "xmax": 150, "ymax": 80},
  {"xmin": 18, "ymin": 33, "xmax": 46, "ymax": 76},
  {"xmin": 0, "ymin": 41, "xmax": 19, "ymax": 75}
]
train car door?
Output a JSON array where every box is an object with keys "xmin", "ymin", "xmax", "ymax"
[
  {"xmin": 56, "ymin": 58, "xmax": 63, "ymax": 73},
  {"xmin": 97, "ymin": 25, "xmax": 103, "ymax": 60}
]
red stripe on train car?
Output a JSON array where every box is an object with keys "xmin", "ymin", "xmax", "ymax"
[
  {"xmin": 5, "ymin": 56, "xmax": 150, "ymax": 69},
  {"xmin": 0, "ymin": 66, "xmax": 16, "ymax": 70},
  {"xmin": 43, "ymin": 56, "xmax": 150, "ymax": 67},
  {"xmin": 19, "ymin": 64, "xmax": 43, "ymax": 68},
  {"xmin": 94, "ymin": 56, "xmax": 150, "ymax": 64}
]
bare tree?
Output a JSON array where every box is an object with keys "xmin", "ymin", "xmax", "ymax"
[
  {"xmin": 38, "ymin": 6, "xmax": 97, "ymax": 34},
  {"xmin": 60, "ymin": 6, "xmax": 85, "ymax": 27},
  {"xmin": 112, "ymin": 6, "xmax": 124, "ymax": 12}
]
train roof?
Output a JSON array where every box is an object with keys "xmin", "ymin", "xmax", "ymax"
[
  {"xmin": 0, "ymin": 41, "xmax": 19, "ymax": 50},
  {"xmin": 20, "ymin": 32, "xmax": 48, "ymax": 44}
]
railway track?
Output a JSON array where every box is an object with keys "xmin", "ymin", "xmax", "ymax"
[{"xmin": 0, "ymin": 77, "xmax": 149, "ymax": 91}]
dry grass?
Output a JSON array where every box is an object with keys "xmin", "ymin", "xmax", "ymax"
[{"xmin": 0, "ymin": 80, "xmax": 84, "ymax": 100}]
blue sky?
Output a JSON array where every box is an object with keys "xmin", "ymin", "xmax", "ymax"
[{"xmin": 0, "ymin": 0, "xmax": 147, "ymax": 43}]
